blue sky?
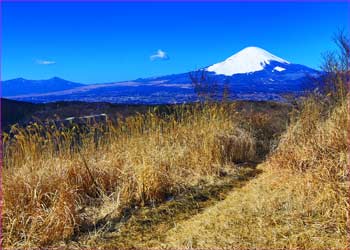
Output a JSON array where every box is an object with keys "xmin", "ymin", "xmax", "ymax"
[{"xmin": 2, "ymin": 2, "xmax": 349, "ymax": 84}]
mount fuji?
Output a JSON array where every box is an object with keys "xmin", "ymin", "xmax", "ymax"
[
  {"xmin": 207, "ymin": 46, "xmax": 290, "ymax": 75},
  {"xmin": 136, "ymin": 47, "xmax": 320, "ymax": 98},
  {"xmin": 3, "ymin": 47, "xmax": 321, "ymax": 104}
]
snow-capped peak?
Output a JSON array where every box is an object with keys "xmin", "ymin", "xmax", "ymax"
[{"xmin": 206, "ymin": 46, "xmax": 290, "ymax": 76}]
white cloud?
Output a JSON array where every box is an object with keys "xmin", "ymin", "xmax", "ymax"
[
  {"xmin": 36, "ymin": 59, "xmax": 56, "ymax": 65},
  {"xmin": 150, "ymin": 49, "xmax": 169, "ymax": 61}
]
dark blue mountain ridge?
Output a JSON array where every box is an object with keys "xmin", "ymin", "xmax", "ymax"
[{"xmin": 2, "ymin": 77, "xmax": 84, "ymax": 96}]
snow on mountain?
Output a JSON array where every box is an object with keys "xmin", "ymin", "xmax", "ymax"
[
  {"xmin": 273, "ymin": 66, "xmax": 286, "ymax": 72},
  {"xmin": 206, "ymin": 46, "xmax": 289, "ymax": 76}
]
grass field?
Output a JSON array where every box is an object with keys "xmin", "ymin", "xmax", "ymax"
[
  {"xmin": 2, "ymin": 94, "xmax": 348, "ymax": 249},
  {"xmin": 2, "ymin": 101, "xmax": 287, "ymax": 247}
]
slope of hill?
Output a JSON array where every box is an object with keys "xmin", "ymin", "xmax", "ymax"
[
  {"xmin": 1, "ymin": 98, "xmax": 41, "ymax": 130},
  {"xmin": 163, "ymin": 97, "xmax": 348, "ymax": 249},
  {"xmin": 0, "ymin": 98, "xmax": 168, "ymax": 130}
]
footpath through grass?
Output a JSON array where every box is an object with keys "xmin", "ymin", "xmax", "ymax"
[{"xmin": 70, "ymin": 164, "xmax": 262, "ymax": 248}]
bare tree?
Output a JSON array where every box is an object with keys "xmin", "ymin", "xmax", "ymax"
[
  {"xmin": 320, "ymin": 29, "xmax": 350, "ymax": 103},
  {"xmin": 189, "ymin": 69, "xmax": 220, "ymax": 102},
  {"xmin": 189, "ymin": 69, "xmax": 232, "ymax": 103},
  {"xmin": 222, "ymin": 78, "xmax": 231, "ymax": 103},
  {"xmin": 333, "ymin": 29, "xmax": 350, "ymax": 72}
]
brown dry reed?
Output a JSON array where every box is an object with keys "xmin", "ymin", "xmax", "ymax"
[{"xmin": 2, "ymin": 102, "xmax": 257, "ymax": 248}]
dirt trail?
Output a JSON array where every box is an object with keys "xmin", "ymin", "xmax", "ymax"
[{"xmin": 70, "ymin": 163, "xmax": 262, "ymax": 249}]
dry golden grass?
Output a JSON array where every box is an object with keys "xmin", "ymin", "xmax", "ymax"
[
  {"xmin": 163, "ymin": 97, "xmax": 349, "ymax": 249},
  {"xmin": 3, "ymin": 94, "xmax": 346, "ymax": 249},
  {"xmin": 165, "ymin": 166, "xmax": 348, "ymax": 249},
  {"xmin": 82, "ymin": 166, "xmax": 262, "ymax": 249},
  {"xmin": 2, "ymin": 103, "xmax": 259, "ymax": 248}
]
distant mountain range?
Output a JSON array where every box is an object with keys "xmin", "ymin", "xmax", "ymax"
[
  {"xmin": 2, "ymin": 47, "xmax": 321, "ymax": 104},
  {"xmin": 2, "ymin": 77, "xmax": 84, "ymax": 96}
]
